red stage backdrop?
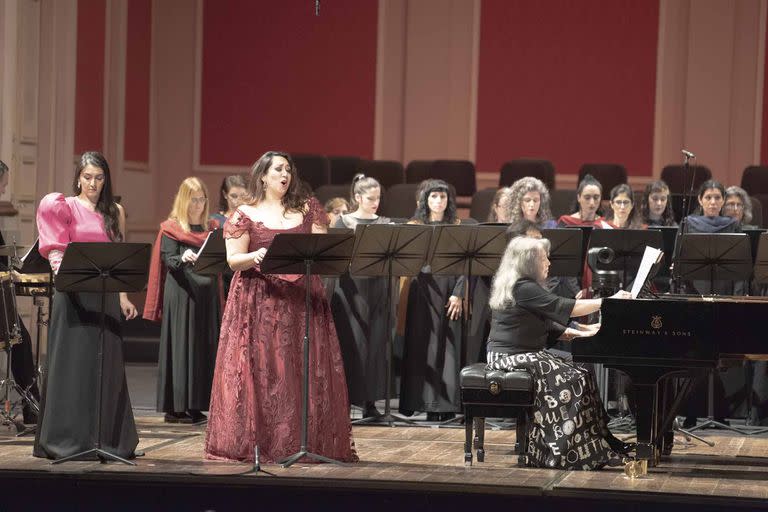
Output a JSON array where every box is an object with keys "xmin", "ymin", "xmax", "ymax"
[
  {"xmin": 476, "ymin": 0, "xmax": 659, "ymax": 176},
  {"xmin": 125, "ymin": 0, "xmax": 152, "ymax": 163},
  {"xmin": 200, "ymin": 0, "xmax": 378, "ymax": 166},
  {"xmin": 74, "ymin": 0, "xmax": 106, "ymax": 155}
]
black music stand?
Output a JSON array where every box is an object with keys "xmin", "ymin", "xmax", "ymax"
[
  {"xmin": 51, "ymin": 242, "xmax": 151, "ymax": 465},
  {"xmin": 588, "ymin": 229, "xmax": 663, "ymax": 289},
  {"xmin": 430, "ymin": 225, "xmax": 508, "ymax": 425},
  {"xmin": 261, "ymin": 233, "xmax": 354, "ymax": 468},
  {"xmin": 348, "ymin": 224, "xmax": 432, "ymax": 426},
  {"xmin": 754, "ymin": 232, "xmax": 768, "ymax": 284},
  {"xmin": 674, "ymin": 234, "xmax": 752, "ymax": 435},
  {"xmin": 192, "ymin": 228, "xmax": 227, "ymax": 275},
  {"xmin": 647, "ymin": 227, "xmax": 678, "ymax": 281},
  {"xmin": 675, "ymin": 233, "xmax": 752, "ymax": 294},
  {"xmin": 541, "ymin": 228, "xmax": 585, "ymax": 278}
]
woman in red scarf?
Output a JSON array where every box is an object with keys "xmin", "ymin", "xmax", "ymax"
[{"xmin": 144, "ymin": 177, "xmax": 221, "ymax": 423}]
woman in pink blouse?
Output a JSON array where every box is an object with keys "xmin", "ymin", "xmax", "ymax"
[{"xmin": 33, "ymin": 151, "xmax": 140, "ymax": 461}]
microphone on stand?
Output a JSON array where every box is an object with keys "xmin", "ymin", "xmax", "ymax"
[
  {"xmin": 315, "ymin": 0, "xmax": 320, "ymax": 16},
  {"xmin": 681, "ymin": 149, "xmax": 695, "ymax": 159}
]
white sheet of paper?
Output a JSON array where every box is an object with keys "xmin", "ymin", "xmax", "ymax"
[{"xmin": 630, "ymin": 245, "xmax": 664, "ymax": 298}]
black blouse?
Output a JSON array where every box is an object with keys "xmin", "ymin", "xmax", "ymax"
[{"xmin": 487, "ymin": 278, "xmax": 576, "ymax": 355}]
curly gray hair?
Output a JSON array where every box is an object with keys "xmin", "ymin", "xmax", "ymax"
[
  {"xmin": 506, "ymin": 177, "xmax": 552, "ymax": 226},
  {"xmin": 489, "ymin": 236, "xmax": 550, "ymax": 310},
  {"xmin": 724, "ymin": 185, "xmax": 753, "ymax": 224}
]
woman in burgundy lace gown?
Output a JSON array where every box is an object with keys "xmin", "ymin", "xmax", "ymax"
[{"xmin": 205, "ymin": 151, "xmax": 357, "ymax": 464}]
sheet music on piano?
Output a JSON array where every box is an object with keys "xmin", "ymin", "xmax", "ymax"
[{"xmin": 630, "ymin": 246, "xmax": 664, "ymax": 298}]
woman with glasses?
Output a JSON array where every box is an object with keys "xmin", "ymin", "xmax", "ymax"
[
  {"xmin": 723, "ymin": 186, "xmax": 756, "ymax": 229},
  {"xmin": 144, "ymin": 177, "xmax": 222, "ymax": 423},
  {"xmin": 605, "ymin": 184, "xmax": 644, "ymax": 229}
]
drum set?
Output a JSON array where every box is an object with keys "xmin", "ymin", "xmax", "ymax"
[{"xmin": 0, "ymin": 241, "xmax": 50, "ymax": 435}]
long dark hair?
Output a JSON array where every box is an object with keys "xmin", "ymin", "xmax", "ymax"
[
  {"xmin": 640, "ymin": 180, "xmax": 675, "ymax": 226},
  {"xmin": 694, "ymin": 179, "xmax": 726, "ymax": 216},
  {"xmin": 72, "ymin": 151, "xmax": 121, "ymax": 241},
  {"xmin": 412, "ymin": 179, "xmax": 458, "ymax": 224},
  {"xmin": 248, "ymin": 151, "xmax": 311, "ymax": 213},
  {"xmin": 604, "ymin": 183, "xmax": 642, "ymax": 228},
  {"xmin": 218, "ymin": 174, "xmax": 247, "ymax": 213}
]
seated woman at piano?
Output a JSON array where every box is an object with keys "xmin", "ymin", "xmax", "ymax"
[
  {"xmin": 604, "ymin": 184, "xmax": 645, "ymax": 229},
  {"xmin": 487, "ymin": 235, "xmax": 632, "ymax": 469},
  {"xmin": 640, "ymin": 180, "xmax": 677, "ymax": 227}
]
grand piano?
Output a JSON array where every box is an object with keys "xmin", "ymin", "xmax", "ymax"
[{"xmin": 572, "ymin": 295, "xmax": 768, "ymax": 465}]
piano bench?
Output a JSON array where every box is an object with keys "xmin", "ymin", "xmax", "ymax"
[{"xmin": 460, "ymin": 363, "xmax": 534, "ymax": 467}]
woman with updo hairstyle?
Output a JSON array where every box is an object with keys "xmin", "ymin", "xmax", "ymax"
[
  {"xmin": 211, "ymin": 174, "xmax": 248, "ymax": 227},
  {"xmin": 640, "ymin": 180, "xmax": 677, "ymax": 227},
  {"xmin": 399, "ymin": 179, "xmax": 465, "ymax": 422},
  {"xmin": 144, "ymin": 177, "xmax": 222, "ymax": 424},
  {"xmin": 605, "ymin": 184, "xmax": 644, "ymax": 229},
  {"xmin": 486, "ymin": 236, "xmax": 632, "ymax": 469},
  {"xmin": 330, "ymin": 174, "xmax": 391, "ymax": 419},
  {"xmin": 205, "ymin": 150, "xmax": 357, "ymax": 463},
  {"xmin": 557, "ymin": 174, "xmax": 612, "ymax": 229}
]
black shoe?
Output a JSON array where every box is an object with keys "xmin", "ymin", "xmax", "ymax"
[
  {"xmin": 187, "ymin": 410, "xmax": 207, "ymax": 424},
  {"xmin": 439, "ymin": 412, "xmax": 456, "ymax": 422},
  {"xmin": 164, "ymin": 412, "xmax": 193, "ymax": 424},
  {"xmin": 606, "ymin": 435, "xmax": 636, "ymax": 455},
  {"xmin": 426, "ymin": 412, "xmax": 440, "ymax": 422},
  {"xmin": 363, "ymin": 402, "xmax": 382, "ymax": 418}
]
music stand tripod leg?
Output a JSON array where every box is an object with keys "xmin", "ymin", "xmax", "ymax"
[
  {"xmin": 51, "ymin": 276, "xmax": 135, "ymax": 466},
  {"xmin": 279, "ymin": 260, "xmax": 345, "ymax": 468}
]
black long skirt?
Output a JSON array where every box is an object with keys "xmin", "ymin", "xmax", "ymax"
[
  {"xmin": 487, "ymin": 350, "xmax": 620, "ymax": 470},
  {"xmin": 399, "ymin": 272, "xmax": 462, "ymax": 414},
  {"xmin": 156, "ymin": 268, "xmax": 220, "ymax": 413},
  {"xmin": 331, "ymin": 274, "xmax": 392, "ymax": 407},
  {"xmin": 33, "ymin": 291, "xmax": 138, "ymax": 460}
]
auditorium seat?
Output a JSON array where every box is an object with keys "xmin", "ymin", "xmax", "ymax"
[
  {"xmin": 550, "ymin": 189, "xmax": 575, "ymax": 219},
  {"xmin": 405, "ymin": 160, "xmax": 477, "ymax": 197},
  {"xmin": 660, "ymin": 164, "xmax": 712, "ymax": 195},
  {"xmin": 578, "ymin": 163, "xmax": 628, "ymax": 193},
  {"xmin": 750, "ymin": 195, "xmax": 763, "ymax": 228},
  {"xmin": 380, "ymin": 183, "xmax": 420, "ymax": 219},
  {"xmin": 313, "ymin": 184, "xmax": 350, "ymax": 206},
  {"xmin": 499, "ymin": 159, "xmax": 556, "ymax": 191},
  {"xmin": 359, "ymin": 160, "xmax": 405, "ymax": 189},
  {"xmin": 470, "ymin": 188, "xmax": 498, "ymax": 222},
  {"xmin": 741, "ymin": 166, "xmax": 768, "ymax": 195},
  {"xmin": 328, "ymin": 155, "xmax": 362, "ymax": 185},
  {"xmin": 291, "ymin": 153, "xmax": 331, "ymax": 191}
]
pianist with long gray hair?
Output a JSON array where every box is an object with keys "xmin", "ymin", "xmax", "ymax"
[{"xmin": 487, "ymin": 236, "xmax": 632, "ymax": 470}]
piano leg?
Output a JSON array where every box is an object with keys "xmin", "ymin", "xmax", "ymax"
[{"xmin": 633, "ymin": 381, "xmax": 660, "ymax": 466}]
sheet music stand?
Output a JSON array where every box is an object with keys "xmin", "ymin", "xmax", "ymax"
[
  {"xmin": 430, "ymin": 225, "xmax": 508, "ymax": 425},
  {"xmin": 348, "ymin": 224, "xmax": 432, "ymax": 426},
  {"xmin": 261, "ymin": 232, "xmax": 354, "ymax": 468},
  {"xmin": 588, "ymin": 229, "xmax": 663, "ymax": 289},
  {"xmin": 541, "ymin": 228, "xmax": 585, "ymax": 277},
  {"xmin": 52, "ymin": 242, "xmax": 151, "ymax": 465},
  {"xmin": 753, "ymin": 232, "xmax": 768, "ymax": 284},
  {"xmin": 674, "ymin": 233, "xmax": 752, "ymax": 435},
  {"xmin": 674, "ymin": 233, "xmax": 752, "ymax": 293},
  {"xmin": 647, "ymin": 227, "xmax": 678, "ymax": 279},
  {"xmin": 192, "ymin": 228, "xmax": 227, "ymax": 275}
]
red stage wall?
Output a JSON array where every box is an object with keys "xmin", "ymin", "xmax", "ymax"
[
  {"xmin": 125, "ymin": 0, "xmax": 152, "ymax": 163},
  {"xmin": 476, "ymin": 0, "xmax": 659, "ymax": 176},
  {"xmin": 74, "ymin": 0, "xmax": 106, "ymax": 155},
  {"xmin": 200, "ymin": 0, "xmax": 378, "ymax": 166}
]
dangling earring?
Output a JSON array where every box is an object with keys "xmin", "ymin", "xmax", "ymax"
[{"xmin": 77, "ymin": 182, "xmax": 81, "ymax": 191}]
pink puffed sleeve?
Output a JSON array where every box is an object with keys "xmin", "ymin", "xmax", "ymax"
[
  {"xmin": 305, "ymin": 196, "xmax": 329, "ymax": 227},
  {"xmin": 37, "ymin": 193, "xmax": 72, "ymax": 259},
  {"xmin": 223, "ymin": 208, "xmax": 252, "ymax": 240}
]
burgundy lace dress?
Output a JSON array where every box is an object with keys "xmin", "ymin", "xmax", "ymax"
[{"xmin": 204, "ymin": 198, "xmax": 357, "ymax": 463}]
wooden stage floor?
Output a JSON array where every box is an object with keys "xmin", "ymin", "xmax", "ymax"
[{"xmin": 1, "ymin": 415, "xmax": 768, "ymax": 511}]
